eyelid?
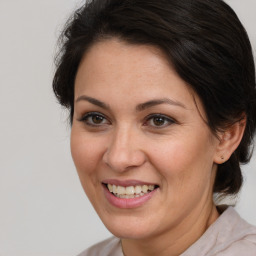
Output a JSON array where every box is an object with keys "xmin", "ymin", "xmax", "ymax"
[
  {"xmin": 143, "ymin": 113, "xmax": 176, "ymax": 128},
  {"xmin": 77, "ymin": 112, "xmax": 176, "ymax": 128},
  {"xmin": 78, "ymin": 111, "xmax": 111, "ymax": 126}
]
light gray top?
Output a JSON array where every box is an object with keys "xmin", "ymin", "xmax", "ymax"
[{"xmin": 78, "ymin": 206, "xmax": 256, "ymax": 256}]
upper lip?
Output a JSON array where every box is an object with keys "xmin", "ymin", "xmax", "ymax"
[{"xmin": 102, "ymin": 179, "xmax": 158, "ymax": 187}]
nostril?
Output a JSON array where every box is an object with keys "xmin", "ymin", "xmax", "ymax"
[{"xmin": 103, "ymin": 147, "xmax": 147, "ymax": 173}]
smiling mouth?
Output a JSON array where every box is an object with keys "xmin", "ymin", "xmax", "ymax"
[{"xmin": 103, "ymin": 183, "xmax": 159, "ymax": 199}]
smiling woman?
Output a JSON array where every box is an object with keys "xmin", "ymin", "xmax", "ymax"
[{"xmin": 53, "ymin": 0, "xmax": 256, "ymax": 255}]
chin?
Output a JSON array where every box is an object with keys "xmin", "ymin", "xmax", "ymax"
[{"xmin": 100, "ymin": 213, "xmax": 158, "ymax": 239}]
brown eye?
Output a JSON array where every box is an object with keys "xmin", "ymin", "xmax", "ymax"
[
  {"xmin": 152, "ymin": 116, "xmax": 166, "ymax": 126},
  {"xmin": 92, "ymin": 115, "xmax": 104, "ymax": 124},
  {"xmin": 79, "ymin": 112, "xmax": 110, "ymax": 126},
  {"xmin": 144, "ymin": 114, "xmax": 175, "ymax": 128}
]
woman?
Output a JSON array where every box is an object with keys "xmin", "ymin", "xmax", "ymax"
[{"xmin": 53, "ymin": 0, "xmax": 256, "ymax": 255}]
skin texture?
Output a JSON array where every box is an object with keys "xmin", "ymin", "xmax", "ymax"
[{"xmin": 71, "ymin": 39, "xmax": 241, "ymax": 256}]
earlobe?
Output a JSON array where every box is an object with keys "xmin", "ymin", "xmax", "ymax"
[{"xmin": 214, "ymin": 116, "xmax": 246, "ymax": 164}]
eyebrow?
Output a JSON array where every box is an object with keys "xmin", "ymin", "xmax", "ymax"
[
  {"xmin": 136, "ymin": 98, "xmax": 186, "ymax": 111},
  {"xmin": 75, "ymin": 95, "xmax": 110, "ymax": 110},
  {"xmin": 75, "ymin": 95, "xmax": 186, "ymax": 111}
]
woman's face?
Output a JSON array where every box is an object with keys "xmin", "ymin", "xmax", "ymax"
[{"xmin": 71, "ymin": 39, "xmax": 220, "ymax": 239}]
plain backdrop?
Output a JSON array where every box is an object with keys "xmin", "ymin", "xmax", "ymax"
[{"xmin": 0, "ymin": 0, "xmax": 255, "ymax": 255}]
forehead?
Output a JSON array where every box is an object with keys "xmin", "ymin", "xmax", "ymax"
[
  {"xmin": 77, "ymin": 39, "xmax": 172, "ymax": 81},
  {"xmin": 75, "ymin": 39, "xmax": 201, "ymax": 111}
]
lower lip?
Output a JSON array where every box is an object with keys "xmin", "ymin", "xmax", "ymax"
[{"xmin": 103, "ymin": 184, "xmax": 158, "ymax": 209}]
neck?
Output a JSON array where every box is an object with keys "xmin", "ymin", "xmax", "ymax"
[{"xmin": 121, "ymin": 202, "xmax": 219, "ymax": 256}]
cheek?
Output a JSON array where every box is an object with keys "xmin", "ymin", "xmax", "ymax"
[
  {"xmin": 150, "ymin": 135, "xmax": 215, "ymax": 185},
  {"xmin": 70, "ymin": 130, "xmax": 104, "ymax": 182},
  {"xmin": 150, "ymin": 140, "xmax": 198, "ymax": 169},
  {"xmin": 70, "ymin": 132, "xmax": 107, "ymax": 207}
]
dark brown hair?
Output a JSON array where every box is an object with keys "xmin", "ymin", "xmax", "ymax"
[{"xmin": 53, "ymin": 0, "xmax": 256, "ymax": 196}]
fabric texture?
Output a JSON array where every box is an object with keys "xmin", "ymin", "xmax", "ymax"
[{"xmin": 78, "ymin": 206, "xmax": 256, "ymax": 256}]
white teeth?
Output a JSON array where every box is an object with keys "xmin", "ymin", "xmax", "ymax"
[
  {"xmin": 117, "ymin": 186, "xmax": 126, "ymax": 195},
  {"xmin": 113, "ymin": 185, "xmax": 117, "ymax": 194},
  {"xmin": 126, "ymin": 186, "xmax": 135, "ymax": 195},
  {"xmin": 149, "ymin": 185, "xmax": 154, "ymax": 191},
  {"xmin": 115, "ymin": 193, "xmax": 145, "ymax": 199},
  {"xmin": 107, "ymin": 184, "xmax": 113, "ymax": 193},
  {"xmin": 135, "ymin": 185, "xmax": 142, "ymax": 194},
  {"xmin": 142, "ymin": 185, "xmax": 148, "ymax": 193},
  {"xmin": 106, "ymin": 184, "xmax": 156, "ymax": 198}
]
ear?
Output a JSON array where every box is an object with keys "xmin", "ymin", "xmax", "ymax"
[{"xmin": 214, "ymin": 116, "xmax": 246, "ymax": 164}]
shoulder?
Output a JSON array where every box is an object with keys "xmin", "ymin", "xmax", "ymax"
[
  {"xmin": 77, "ymin": 236, "xmax": 123, "ymax": 256},
  {"xmin": 182, "ymin": 206, "xmax": 256, "ymax": 256},
  {"xmin": 213, "ymin": 235, "xmax": 256, "ymax": 256},
  {"xmin": 211, "ymin": 206, "xmax": 256, "ymax": 256}
]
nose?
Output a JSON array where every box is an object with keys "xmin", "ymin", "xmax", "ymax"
[{"xmin": 103, "ymin": 127, "xmax": 146, "ymax": 172}]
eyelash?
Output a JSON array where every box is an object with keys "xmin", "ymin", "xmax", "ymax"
[
  {"xmin": 78, "ymin": 112, "xmax": 110, "ymax": 127},
  {"xmin": 143, "ymin": 114, "xmax": 176, "ymax": 128},
  {"xmin": 78, "ymin": 112, "xmax": 176, "ymax": 128}
]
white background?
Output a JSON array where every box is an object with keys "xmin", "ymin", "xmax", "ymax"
[{"xmin": 0, "ymin": 0, "xmax": 255, "ymax": 255}]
